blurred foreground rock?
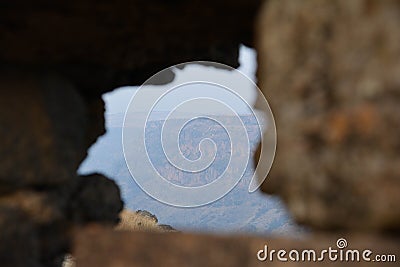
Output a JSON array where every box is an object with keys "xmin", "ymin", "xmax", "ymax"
[
  {"xmin": 0, "ymin": 1, "xmax": 262, "ymax": 266},
  {"xmin": 257, "ymin": 0, "xmax": 400, "ymax": 231},
  {"xmin": 74, "ymin": 226, "xmax": 399, "ymax": 267},
  {"xmin": 0, "ymin": 0, "xmax": 261, "ymax": 98},
  {"xmin": 0, "ymin": 74, "xmax": 123, "ymax": 266},
  {"xmin": 1, "ymin": 0, "xmax": 400, "ymax": 266}
]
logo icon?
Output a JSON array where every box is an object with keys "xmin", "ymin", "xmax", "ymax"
[{"xmin": 122, "ymin": 61, "xmax": 276, "ymax": 207}]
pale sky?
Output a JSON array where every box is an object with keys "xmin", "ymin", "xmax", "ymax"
[{"xmin": 103, "ymin": 45, "xmax": 257, "ymax": 115}]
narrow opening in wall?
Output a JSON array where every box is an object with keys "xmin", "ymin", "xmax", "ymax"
[{"xmin": 78, "ymin": 45, "xmax": 304, "ymax": 236}]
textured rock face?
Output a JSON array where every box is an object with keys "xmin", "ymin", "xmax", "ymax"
[{"xmin": 257, "ymin": 0, "xmax": 400, "ymax": 230}]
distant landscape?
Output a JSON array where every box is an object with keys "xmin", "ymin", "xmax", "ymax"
[{"xmin": 79, "ymin": 112, "xmax": 305, "ymax": 236}]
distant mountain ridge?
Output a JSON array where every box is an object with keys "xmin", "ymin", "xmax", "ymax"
[{"xmin": 80, "ymin": 113, "xmax": 304, "ymax": 236}]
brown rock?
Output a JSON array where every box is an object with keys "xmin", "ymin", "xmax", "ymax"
[
  {"xmin": 0, "ymin": 190, "xmax": 65, "ymax": 224},
  {"xmin": 256, "ymin": 0, "xmax": 400, "ymax": 230},
  {"xmin": 74, "ymin": 226, "xmax": 400, "ymax": 267}
]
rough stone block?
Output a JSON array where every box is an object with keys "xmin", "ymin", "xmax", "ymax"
[{"xmin": 256, "ymin": 0, "xmax": 400, "ymax": 230}]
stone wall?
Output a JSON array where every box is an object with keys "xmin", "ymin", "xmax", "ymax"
[
  {"xmin": 0, "ymin": 1, "xmax": 262, "ymax": 266},
  {"xmin": 257, "ymin": 0, "xmax": 400, "ymax": 231},
  {"xmin": 1, "ymin": 0, "xmax": 399, "ymax": 266},
  {"xmin": 0, "ymin": 74, "xmax": 123, "ymax": 266}
]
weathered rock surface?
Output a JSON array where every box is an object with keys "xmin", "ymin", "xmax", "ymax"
[{"xmin": 257, "ymin": 0, "xmax": 400, "ymax": 230}]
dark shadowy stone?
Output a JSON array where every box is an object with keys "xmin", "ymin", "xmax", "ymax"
[
  {"xmin": 0, "ymin": 0, "xmax": 261, "ymax": 97},
  {"xmin": 0, "ymin": 73, "xmax": 85, "ymax": 192},
  {"xmin": 69, "ymin": 174, "xmax": 123, "ymax": 224},
  {"xmin": 0, "ymin": 207, "xmax": 40, "ymax": 267}
]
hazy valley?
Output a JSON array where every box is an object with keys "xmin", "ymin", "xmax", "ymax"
[{"xmin": 79, "ymin": 112, "xmax": 304, "ymax": 236}]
